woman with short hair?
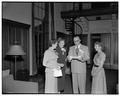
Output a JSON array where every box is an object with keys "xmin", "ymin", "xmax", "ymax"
[
  {"xmin": 91, "ymin": 41, "xmax": 107, "ymax": 94},
  {"xmin": 43, "ymin": 39, "xmax": 63, "ymax": 93}
]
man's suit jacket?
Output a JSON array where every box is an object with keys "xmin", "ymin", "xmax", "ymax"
[{"xmin": 68, "ymin": 44, "xmax": 90, "ymax": 74}]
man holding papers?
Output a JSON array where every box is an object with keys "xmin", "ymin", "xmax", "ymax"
[{"xmin": 68, "ymin": 35, "xmax": 90, "ymax": 94}]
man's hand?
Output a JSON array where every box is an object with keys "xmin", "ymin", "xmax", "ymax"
[
  {"xmin": 68, "ymin": 56, "xmax": 84, "ymax": 63},
  {"xmin": 72, "ymin": 56, "xmax": 82, "ymax": 60},
  {"xmin": 72, "ymin": 56, "xmax": 86, "ymax": 63},
  {"xmin": 76, "ymin": 56, "xmax": 82, "ymax": 60}
]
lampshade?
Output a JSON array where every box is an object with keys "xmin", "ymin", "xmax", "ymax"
[{"xmin": 6, "ymin": 45, "xmax": 26, "ymax": 55}]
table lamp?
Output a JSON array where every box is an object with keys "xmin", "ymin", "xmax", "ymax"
[{"xmin": 6, "ymin": 44, "xmax": 26, "ymax": 80}]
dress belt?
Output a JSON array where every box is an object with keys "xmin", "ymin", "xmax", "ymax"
[{"xmin": 93, "ymin": 64, "xmax": 99, "ymax": 67}]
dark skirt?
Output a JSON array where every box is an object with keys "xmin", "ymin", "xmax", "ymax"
[{"xmin": 58, "ymin": 66, "xmax": 66, "ymax": 91}]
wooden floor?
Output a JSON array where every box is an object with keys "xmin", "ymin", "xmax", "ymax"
[{"xmin": 29, "ymin": 68, "xmax": 118, "ymax": 94}]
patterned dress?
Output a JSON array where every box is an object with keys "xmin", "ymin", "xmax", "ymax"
[
  {"xmin": 56, "ymin": 46, "xmax": 66, "ymax": 91},
  {"xmin": 91, "ymin": 52, "xmax": 107, "ymax": 94}
]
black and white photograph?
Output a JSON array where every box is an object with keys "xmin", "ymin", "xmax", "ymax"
[{"xmin": 2, "ymin": 1, "xmax": 118, "ymax": 94}]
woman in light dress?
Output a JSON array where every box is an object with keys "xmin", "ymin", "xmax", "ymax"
[
  {"xmin": 43, "ymin": 39, "xmax": 63, "ymax": 93},
  {"xmin": 91, "ymin": 42, "xmax": 107, "ymax": 94}
]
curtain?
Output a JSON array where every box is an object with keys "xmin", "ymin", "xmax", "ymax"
[
  {"xmin": 113, "ymin": 33, "xmax": 118, "ymax": 65},
  {"xmin": 101, "ymin": 33, "xmax": 118, "ymax": 68},
  {"xmin": 32, "ymin": 3, "xmax": 49, "ymax": 75},
  {"xmin": 101, "ymin": 34, "xmax": 111, "ymax": 65},
  {"xmin": 2, "ymin": 19, "xmax": 30, "ymax": 73}
]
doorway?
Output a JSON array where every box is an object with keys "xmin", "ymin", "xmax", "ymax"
[
  {"xmin": 90, "ymin": 34, "xmax": 101, "ymax": 65},
  {"xmin": 32, "ymin": 3, "xmax": 49, "ymax": 75}
]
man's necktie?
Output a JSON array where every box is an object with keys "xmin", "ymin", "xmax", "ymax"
[{"xmin": 76, "ymin": 46, "xmax": 79, "ymax": 56}]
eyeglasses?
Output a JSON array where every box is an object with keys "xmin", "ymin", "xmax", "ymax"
[{"xmin": 74, "ymin": 40, "xmax": 80, "ymax": 42}]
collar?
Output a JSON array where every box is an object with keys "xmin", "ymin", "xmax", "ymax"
[
  {"xmin": 75, "ymin": 44, "xmax": 81, "ymax": 49},
  {"xmin": 49, "ymin": 47, "xmax": 55, "ymax": 52},
  {"xmin": 61, "ymin": 48, "xmax": 66, "ymax": 52},
  {"xmin": 75, "ymin": 44, "xmax": 84, "ymax": 53}
]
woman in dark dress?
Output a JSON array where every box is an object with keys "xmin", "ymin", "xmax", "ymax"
[{"xmin": 56, "ymin": 38, "xmax": 67, "ymax": 93}]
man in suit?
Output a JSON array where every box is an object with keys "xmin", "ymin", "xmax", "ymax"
[{"xmin": 68, "ymin": 35, "xmax": 90, "ymax": 94}]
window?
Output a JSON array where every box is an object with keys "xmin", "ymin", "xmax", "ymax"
[
  {"xmin": 92, "ymin": 2, "xmax": 111, "ymax": 9},
  {"xmin": 32, "ymin": 3, "xmax": 49, "ymax": 74}
]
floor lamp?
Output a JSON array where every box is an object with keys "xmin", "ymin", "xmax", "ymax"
[{"xmin": 6, "ymin": 44, "xmax": 26, "ymax": 80}]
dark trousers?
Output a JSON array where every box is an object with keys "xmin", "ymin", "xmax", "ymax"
[{"xmin": 58, "ymin": 67, "xmax": 66, "ymax": 91}]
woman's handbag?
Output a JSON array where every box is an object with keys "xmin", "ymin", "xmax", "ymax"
[{"xmin": 53, "ymin": 68, "xmax": 62, "ymax": 77}]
